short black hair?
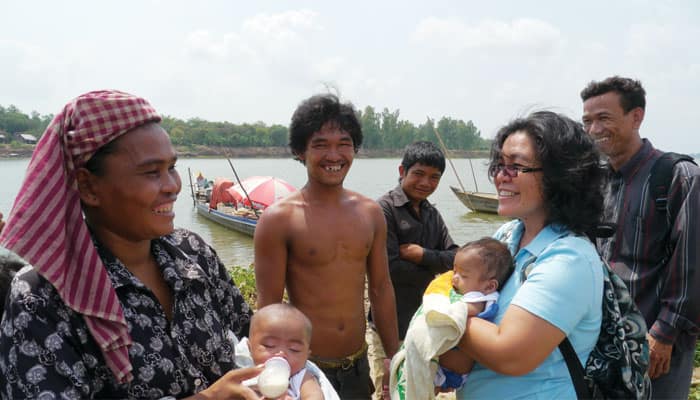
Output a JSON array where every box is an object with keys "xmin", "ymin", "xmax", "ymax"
[
  {"xmin": 400, "ymin": 141, "xmax": 446, "ymax": 174},
  {"xmin": 580, "ymin": 76, "xmax": 646, "ymax": 112},
  {"xmin": 289, "ymin": 94, "xmax": 362, "ymax": 163},
  {"xmin": 459, "ymin": 237, "xmax": 513, "ymax": 288},
  {"xmin": 488, "ymin": 111, "xmax": 605, "ymax": 236}
]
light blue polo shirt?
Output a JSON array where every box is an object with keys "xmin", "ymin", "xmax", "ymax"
[{"xmin": 457, "ymin": 220, "xmax": 603, "ymax": 399}]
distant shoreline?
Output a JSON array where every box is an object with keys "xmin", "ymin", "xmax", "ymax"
[
  {"xmin": 2, "ymin": 145, "xmax": 697, "ymax": 160},
  {"xmin": 0, "ymin": 145, "xmax": 490, "ymax": 159}
]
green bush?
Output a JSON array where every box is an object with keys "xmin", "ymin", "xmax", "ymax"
[
  {"xmin": 690, "ymin": 344, "xmax": 700, "ymax": 398},
  {"xmin": 229, "ymin": 265, "xmax": 257, "ymax": 308},
  {"xmin": 227, "ymin": 264, "xmax": 288, "ymax": 310},
  {"xmin": 690, "ymin": 387, "xmax": 700, "ymax": 400}
]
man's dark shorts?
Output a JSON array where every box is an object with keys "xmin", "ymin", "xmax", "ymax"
[{"xmin": 311, "ymin": 346, "xmax": 371, "ymax": 399}]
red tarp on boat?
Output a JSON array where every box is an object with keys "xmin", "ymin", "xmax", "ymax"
[{"xmin": 209, "ymin": 178, "xmax": 241, "ymax": 209}]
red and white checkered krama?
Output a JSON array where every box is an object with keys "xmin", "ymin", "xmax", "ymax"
[{"xmin": 0, "ymin": 90, "xmax": 161, "ymax": 383}]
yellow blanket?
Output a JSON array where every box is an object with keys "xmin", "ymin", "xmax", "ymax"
[
  {"xmin": 390, "ymin": 272, "xmax": 468, "ymax": 400},
  {"xmin": 390, "ymin": 272, "xmax": 499, "ymax": 399}
]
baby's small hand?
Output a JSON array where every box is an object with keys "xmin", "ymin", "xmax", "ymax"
[{"xmin": 466, "ymin": 302, "xmax": 486, "ymax": 317}]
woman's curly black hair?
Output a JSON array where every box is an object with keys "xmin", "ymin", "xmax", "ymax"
[
  {"xmin": 289, "ymin": 93, "xmax": 362, "ymax": 163},
  {"xmin": 487, "ymin": 111, "xmax": 605, "ymax": 236}
]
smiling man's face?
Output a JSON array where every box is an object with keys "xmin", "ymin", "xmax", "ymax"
[{"xmin": 582, "ymin": 91, "xmax": 643, "ymax": 169}]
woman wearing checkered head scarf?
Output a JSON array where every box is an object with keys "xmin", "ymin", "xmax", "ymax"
[{"xmin": 0, "ymin": 90, "xmax": 260, "ymax": 399}]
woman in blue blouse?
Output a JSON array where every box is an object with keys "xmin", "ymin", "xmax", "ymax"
[{"xmin": 443, "ymin": 111, "xmax": 607, "ymax": 399}]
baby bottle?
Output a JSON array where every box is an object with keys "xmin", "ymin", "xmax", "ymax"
[{"xmin": 257, "ymin": 356, "xmax": 291, "ymax": 398}]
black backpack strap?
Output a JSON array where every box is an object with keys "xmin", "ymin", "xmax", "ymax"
[
  {"xmin": 559, "ymin": 338, "xmax": 592, "ymax": 399},
  {"xmin": 648, "ymin": 152, "xmax": 696, "ymax": 212},
  {"xmin": 521, "ymin": 249, "xmax": 594, "ymax": 399}
]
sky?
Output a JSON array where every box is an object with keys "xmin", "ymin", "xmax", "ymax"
[{"xmin": 1, "ymin": 0, "xmax": 699, "ymax": 152}]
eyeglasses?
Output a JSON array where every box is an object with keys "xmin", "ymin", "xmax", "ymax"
[{"xmin": 489, "ymin": 163, "xmax": 543, "ymax": 178}]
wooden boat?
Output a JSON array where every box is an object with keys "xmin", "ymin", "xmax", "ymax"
[
  {"xmin": 188, "ymin": 165, "xmax": 297, "ymax": 237},
  {"xmin": 188, "ymin": 167, "xmax": 258, "ymax": 237},
  {"xmin": 430, "ymin": 124, "xmax": 499, "ymax": 214},
  {"xmin": 450, "ymin": 186, "xmax": 499, "ymax": 214},
  {"xmin": 195, "ymin": 201, "xmax": 257, "ymax": 237}
]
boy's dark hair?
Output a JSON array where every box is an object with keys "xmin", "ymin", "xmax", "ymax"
[
  {"xmin": 580, "ymin": 76, "xmax": 646, "ymax": 113},
  {"xmin": 460, "ymin": 237, "xmax": 513, "ymax": 288},
  {"xmin": 400, "ymin": 141, "xmax": 446, "ymax": 174},
  {"xmin": 488, "ymin": 111, "xmax": 605, "ymax": 236},
  {"xmin": 289, "ymin": 94, "xmax": 362, "ymax": 163}
]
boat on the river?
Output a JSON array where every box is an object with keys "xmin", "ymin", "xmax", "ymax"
[
  {"xmin": 188, "ymin": 170, "xmax": 296, "ymax": 237},
  {"xmin": 431, "ymin": 125, "xmax": 498, "ymax": 214},
  {"xmin": 449, "ymin": 186, "xmax": 499, "ymax": 214},
  {"xmin": 195, "ymin": 201, "xmax": 258, "ymax": 236}
]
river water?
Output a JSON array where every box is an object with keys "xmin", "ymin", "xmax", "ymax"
[{"xmin": 0, "ymin": 157, "xmax": 507, "ymax": 268}]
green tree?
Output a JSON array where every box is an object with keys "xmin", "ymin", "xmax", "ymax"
[
  {"xmin": 416, "ymin": 118, "xmax": 436, "ymax": 142},
  {"xmin": 0, "ymin": 102, "xmax": 487, "ymax": 152},
  {"xmin": 380, "ymin": 108, "xmax": 400, "ymax": 149},
  {"xmin": 359, "ymin": 106, "xmax": 382, "ymax": 149},
  {"xmin": 269, "ymin": 125, "xmax": 288, "ymax": 147}
]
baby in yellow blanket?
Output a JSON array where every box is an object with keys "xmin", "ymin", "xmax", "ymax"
[
  {"xmin": 390, "ymin": 237, "xmax": 514, "ymax": 400},
  {"xmin": 435, "ymin": 237, "xmax": 513, "ymax": 391}
]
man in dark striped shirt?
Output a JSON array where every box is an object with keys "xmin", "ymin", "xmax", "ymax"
[{"xmin": 581, "ymin": 76, "xmax": 700, "ymax": 399}]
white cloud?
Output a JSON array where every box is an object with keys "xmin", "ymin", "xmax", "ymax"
[
  {"xmin": 241, "ymin": 9, "xmax": 321, "ymax": 37},
  {"xmin": 413, "ymin": 17, "xmax": 564, "ymax": 56},
  {"xmin": 184, "ymin": 30, "xmax": 243, "ymax": 59},
  {"xmin": 312, "ymin": 56, "xmax": 345, "ymax": 79},
  {"xmin": 183, "ymin": 10, "xmax": 321, "ymax": 68},
  {"xmin": 625, "ymin": 23, "xmax": 699, "ymax": 60},
  {"xmin": 400, "ymin": 16, "xmax": 572, "ymax": 138},
  {"xmin": 0, "ymin": 39, "xmax": 55, "ymax": 75},
  {"xmin": 176, "ymin": 8, "xmax": 398, "ymax": 119},
  {"xmin": 1, "ymin": 1, "xmax": 698, "ymax": 152},
  {"xmin": 0, "ymin": 39, "xmax": 76, "ymax": 113}
]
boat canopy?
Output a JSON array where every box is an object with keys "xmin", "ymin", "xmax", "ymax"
[{"xmin": 209, "ymin": 178, "xmax": 239, "ymax": 209}]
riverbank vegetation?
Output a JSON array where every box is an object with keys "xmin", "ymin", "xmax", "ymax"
[{"xmin": 0, "ymin": 103, "xmax": 489, "ymax": 153}]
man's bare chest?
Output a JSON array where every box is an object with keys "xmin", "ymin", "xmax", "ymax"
[{"xmin": 289, "ymin": 211, "xmax": 374, "ymax": 265}]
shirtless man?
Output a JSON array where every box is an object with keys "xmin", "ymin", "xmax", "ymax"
[{"xmin": 254, "ymin": 93, "xmax": 399, "ymax": 398}]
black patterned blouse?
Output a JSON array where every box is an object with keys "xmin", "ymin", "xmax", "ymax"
[{"xmin": 0, "ymin": 228, "xmax": 252, "ymax": 399}]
